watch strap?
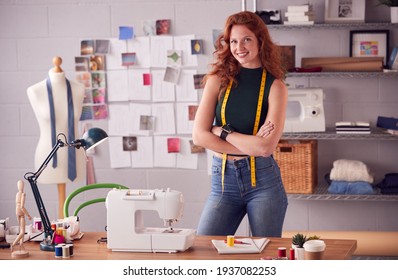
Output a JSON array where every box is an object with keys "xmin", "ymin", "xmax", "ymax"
[{"xmin": 220, "ymin": 130, "xmax": 229, "ymax": 141}]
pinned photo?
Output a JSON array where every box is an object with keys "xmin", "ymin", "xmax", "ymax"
[
  {"xmin": 81, "ymin": 40, "xmax": 94, "ymax": 55},
  {"xmin": 123, "ymin": 136, "xmax": 138, "ymax": 151},
  {"xmin": 191, "ymin": 39, "xmax": 204, "ymax": 54},
  {"xmin": 167, "ymin": 138, "xmax": 180, "ymax": 153},
  {"xmin": 91, "ymin": 72, "xmax": 106, "ymax": 88},
  {"xmin": 95, "ymin": 40, "xmax": 110, "ymax": 54},
  {"xmin": 156, "ymin": 19, "xmax": 171, "ymax": 35},
  {"xmin": 76, "ymin": 72, "xmax": 92, "ymax": 88},
  {"xmin": 189, "ymin": 140, "xmax": 205, "ymax": 154},
  {"xmin": 90, "ymin": 55, "xmax": 106, "ymax": 71},
  {"xmin": 193, "ymin": 74, "xmax": 205, "ymax": 89},
  {"xmin": 188, "ymin": 105, "xmax": 198, "ymax": 121},
  {"xmin": 122, "ymin": 52, "xmax": 137, "ymax": 66},
  {"xmin": 212, "ymin": 29, "xmax": 222, "ymax": 48},
  {"xmin": 167, "ymin": 50, "xmax": 182, "ymax": 66},
  {"xmin": 119, "ymin": 26, "xmax": 134, "ymax": 40},
  {"xmin": 75, "ymin": 56, "xmax": 90, "ymax": 72},
  {"xmin": 143, "ymin": 20, "xmax": 156, "ymax": 36},
  {"xmin": 83, "ymin": 89, "xmax": 93, "ymax": 104},
  {"xmin": 93, "ymin": 104, "xmax": 108, "ymax": 120},
  {"xmin": 80, "ymin": 106, "xmax": 93, "ymax": 121},
  {"xmin": 140, "ymin": 115, "xmax": 155, "ymax": 131},
  {"xmin": 92, "ymin": 88, "xmax": 106, "ymax": 104},
  {"xmin": 143, "ymin": 73, "xmax": 151, "ymax": 86},
  {"xmin": 163, "ymin": 67, "xmax": 181, "ymax": 84}
]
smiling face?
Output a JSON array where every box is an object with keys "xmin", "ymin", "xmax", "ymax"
[{"xmin": 229, "ymin": 24, "xmax": 261, "ymax": 69}]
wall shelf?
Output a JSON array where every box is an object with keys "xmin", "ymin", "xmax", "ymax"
[
  {"xmin": 268, "ymin": 22, "xmax": 398, "ymax": 30},
  {"xmin": 286, "ymin": 71, "xmax": 398, "ymax": 79},
  {"xmin": 276, "ymin": 22, "xmax": 398, "ymax": 208},
  {"xmin": 281, "ymin": 128, "xmax": 397, "ymax": 141},
  {"xmin": 287, "ymin": 183, "xmax": 398, "ymax": 202}
]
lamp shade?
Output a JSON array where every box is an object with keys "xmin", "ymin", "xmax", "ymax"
[{"xmin": 81, "ymin": 128, "xmax": 108, "ymax": 151}]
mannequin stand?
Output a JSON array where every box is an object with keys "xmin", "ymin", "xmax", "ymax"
[
  {"xmin": 11, "ymin": 243, "xmax": 29, "ymax": 259},
  {"xmin": 11, "ymin": 249, "xmax": 29, "ymax": 259},
  {"xmin": 58, "ymin": 183, "xmax": 66, "ymax": 219}
]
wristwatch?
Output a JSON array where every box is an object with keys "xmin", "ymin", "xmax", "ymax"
[{"xmin": 220, "ymin": 124, "xmax": 234, "ymax": 140}]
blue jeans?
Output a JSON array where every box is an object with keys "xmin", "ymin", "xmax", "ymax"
[{"xmin": 197, "ymin": 155, "xmax": 288, "ymax": 237}]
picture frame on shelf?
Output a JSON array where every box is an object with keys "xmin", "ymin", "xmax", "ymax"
[
  {"xmin": 280, "ymin": 45, "xmax": 296, "ymax": 72},
  {"xmin": 350, "ymin": 30, "xmax": 389, "ymax": 66},
  {"xmin": 324, "ymin": 0, "xmax": 365, "ymax": 23},
  {"xmin": 387, "ymin": 47, "xmax": 398, "ymax": 70}
]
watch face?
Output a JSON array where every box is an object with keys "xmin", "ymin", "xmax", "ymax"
[{"xmin": 222, "ymin": 124, "xmax": 234, "ymax": 133}]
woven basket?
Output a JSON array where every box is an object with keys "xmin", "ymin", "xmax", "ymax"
[{"xmin": 273, "ymin": 140, "xmax": 318, "ymax": 194}]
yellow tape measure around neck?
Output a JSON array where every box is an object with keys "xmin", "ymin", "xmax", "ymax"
[{"xmin": 220, "ymin": 69, "xmax": 267, "ymax": 189}]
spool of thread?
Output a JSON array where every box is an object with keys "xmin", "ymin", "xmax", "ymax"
[
  {"xmin": 34, "ymin": 219, "xmax": 42, "ymax": 231},
  {"xmin": 67, "ymin": 244, "xmax": 74, "ymax": 256},
  {"xmin": 56, "ymin": 228, "xmax": 63, "ymax": 236},
  {"xmin": 227, "ymin": 235, "xmax": 234, "ymax": 247},
  {"xmin": 55, "ymin": 245, "xmax": 63, "ymax": 258},
  {"xmin": 62, "ymin": 245, "xmax": 70, "ymax": 258},
  {"xmin": 290, "ymin": 248, "xmax": 295, "ymax": 260},
  {"xmin": 53, "ymin": 234, "xmax": 65, "ymax": 244},
  {"xmin": 278, "ymin": 247, "xmax": 287, "ymax": 258}
]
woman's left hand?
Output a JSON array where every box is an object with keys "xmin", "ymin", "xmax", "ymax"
[{"xmin": 256, "ymin": 121, "xmax": 274, "ymax": 137}]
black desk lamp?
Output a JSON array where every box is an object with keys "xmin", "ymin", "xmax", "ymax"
[{"xmin": 23, "ymin": 127, "xmax": 108, "ymax": 251}]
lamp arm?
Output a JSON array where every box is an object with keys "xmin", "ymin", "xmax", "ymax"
[
  {"xmin": 26, "ymin": 176, "xmax": 53, "ymax": 241},
  {"xmin": 23, "ymin": 138, "xmax": 65, "ymax": 247},
  {"xmin": 32, "ymin": 139, "xmax": 65, "ymax": 178}
]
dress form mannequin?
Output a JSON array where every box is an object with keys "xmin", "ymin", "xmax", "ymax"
[
  {"xmin": 11, "ymin": 180, "xmax": 32, "ymax": 258},
  {"xmin": 27, "ymin": 57, "xmax": 85, "ymax": 219}
]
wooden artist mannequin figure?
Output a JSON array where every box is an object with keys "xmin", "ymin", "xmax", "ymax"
[
  {"xmin": 11, "ymin": 180, "xmax": 32, "ymax": 258},
  {"xmin": 27, "ymin": 57, "xmax": 85, "ymax": 219}
]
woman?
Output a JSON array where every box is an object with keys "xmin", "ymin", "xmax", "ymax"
[{"xmin": 192, "ymin": 11, "xmax": 288, "ymax": 237}]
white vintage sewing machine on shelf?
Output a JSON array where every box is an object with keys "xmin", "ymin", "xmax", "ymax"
[
  {"xmin": 284, "ymin": 87, "xmax": 326, "ymax": 133},
  {"xmin": 105, "ymin": 188, "xmax": 196, "ymax": 253}
]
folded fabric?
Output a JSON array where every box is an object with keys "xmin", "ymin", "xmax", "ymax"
[
  {"xmin": 380, "ymin": 187, "xmax": 398, "ymax": 194},
  {"xmin": 329, "ymin": 159, "xmax": 374, "ymax": 184},
  {"xmin": 375, "ymin": 173, "xmax": 398, "ymax": 189},
  {"xmin": 328, "ymin": 180, "xmax": 375, "ymax": 195}
]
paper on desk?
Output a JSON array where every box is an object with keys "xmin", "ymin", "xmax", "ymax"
[{"xmin": 211, "ymin": 238, "xmax": 269, "ymax": 254}]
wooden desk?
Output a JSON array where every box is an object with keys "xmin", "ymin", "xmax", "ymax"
[{"xmin": 0, "ymin": 232, "xmax": 356, "ymax": 260}]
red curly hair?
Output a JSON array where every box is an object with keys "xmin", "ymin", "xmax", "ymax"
[{"xmin": 204, "ymin": 11, "xmax": 285, "ymax": 94}]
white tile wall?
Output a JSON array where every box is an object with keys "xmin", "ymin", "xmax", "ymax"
[{"xmin": 0, "ymin": 0, "xmax": 397, "ymax": 235}]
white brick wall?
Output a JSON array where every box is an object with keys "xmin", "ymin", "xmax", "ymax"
[{"xmin": 0, "ymin": 0, "xmax": 397, "ymax": 234}]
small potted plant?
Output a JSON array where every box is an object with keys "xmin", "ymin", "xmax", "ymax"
[
  {"xmin": 378, "ymin": 0, "xmax": 398, "ymax": 23},
  {"xmin": 307, "ymin": 235, "xmax": 321, "ymax": 241},
  {"xmin": 292, "ymin": 233, "xmax": 307, "ymax": 260}
]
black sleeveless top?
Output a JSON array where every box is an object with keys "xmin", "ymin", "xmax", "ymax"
[{"xmin": 215, "ymin": 67, "xmax": 276, "ymax": 135}]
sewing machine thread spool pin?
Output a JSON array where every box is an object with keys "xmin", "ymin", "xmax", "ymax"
[{"xmin": 163, "ymin": 219, "xmax": 181, "ymax": 233}]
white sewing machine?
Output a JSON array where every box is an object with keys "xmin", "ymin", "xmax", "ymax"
[
  {"xmin": 105, "ymin": 188, "xmax": 196, "ymax": 253},
  {"xmin": 284, "ymin": 88, "xmax": 326, "ymax": 133}
]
